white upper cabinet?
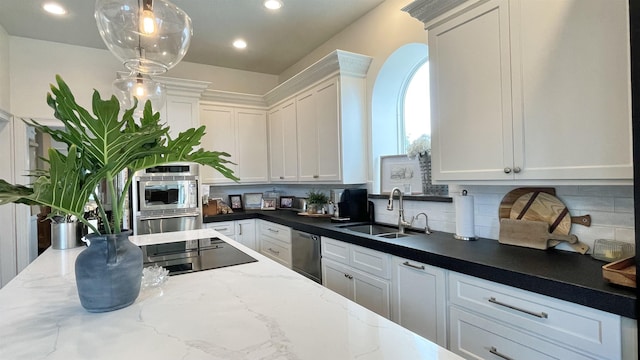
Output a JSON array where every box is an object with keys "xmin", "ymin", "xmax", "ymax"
[
  {"xmin": 268, "ymin": 98, "xmax": 298, "ymax": 182},
  {"xmin": 265, "ymin": 50, "xmax": 372, "ymax": 184},
  {"xmin": 296, "ymin": 78, "xmax": 341, "ymax": 182},
  {"xmin": 156, "ymin": 77, "xmax": 209, "ymax": 138},
  {"xmin": 418, "ymin": 0, "xmax": 632, "ymax": 183},
  {"xmin": 199, "ymin": 102, "xmax": 268, "ymax": 184}
]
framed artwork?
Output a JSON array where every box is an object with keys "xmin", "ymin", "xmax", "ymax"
[
  {"xmin": 228, "ymin": 194, "xmax": 243, "ymax": 210},
  {"xmin": 243, "ymin": 193, "xmax": 263, "ymax": 210},
  {"xmin": 380, "ymin": 155, "xmax": 422, "ymax": 195},
  {"xmin": 279, "ymin": 196, "xmax": 294, "ymax": 209},
  {"xmin": 261, "ymin": 197, "xmax": 277, "ymax": 210}
]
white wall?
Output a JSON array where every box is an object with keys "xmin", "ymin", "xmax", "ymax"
[
  {"xmin": 0, "ymin": 24, "xmax": 9, "ymax": 110},
  {"xmin": 9, "ymin": 37, "xmax": 279, "ymax": 119}
]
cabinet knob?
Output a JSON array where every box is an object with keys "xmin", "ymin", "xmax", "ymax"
[
  {"xmin": 503, "ymin": 167, "xmax": 512, "ymax": 174},
  {"xmin": 313, "ymin": 175, "xmax": 319, "ymax": 179},
  {"xmin": 513, "ymin": 167, "xmax": 521, "ymax": 173},
  {"xmin": 279, "ymin": 176, "xmax": 284, "ymax": 179}
]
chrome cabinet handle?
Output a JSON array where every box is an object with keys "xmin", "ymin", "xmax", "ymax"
[
  {"xmin": 238, "ymin": 224, "xmax": 243, "ymax": 235},
  {"xmin": 343, "ymin": 273, "xmax": 353, "ymax": 280},
  {"xmin": 402, "ymin": 261, "xmax": 425, "ymax": 270},
  {"xmin": 267, "ymin": 228, "xmax": 279, "ymax": 233},
  {"xmin": 267, "ymin": 248, "xmax": 280, "ymax": 255},
  {"xmin": 214, "ymin": 227, "xmax": 228, "ymax": 231},
  {"xmin": 488, "ymin": 297, "xmax": 548, "ymax": 319},
  {"xmin": 279, "ymin": 176, "xmax": 284, "ymax": 179},
  {"xmin": 313, "ymin": 175, "xmax": 319, "ymax": 178},
  {"xmin": 489, "ymin": 346, "xmax": 514, "ymax": 360},
  {"xmin": 513, "ymin": 166, "xmax": 521, "ymax": 173},
  {"xmin": 504, "ymin": 167, "xmax": 512, "ymax": 174}
]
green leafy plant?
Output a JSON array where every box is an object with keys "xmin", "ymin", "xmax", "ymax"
[
  {"xmin": 0, "ymin": 75, "xmax": 238, "ymax": 235},
  {"xmin": 306, "ymin": 189, "xmax": 328, "ymax": 205}
]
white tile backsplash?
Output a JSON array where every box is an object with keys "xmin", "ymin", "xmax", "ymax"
[{"xmin": 373, "ymin": 185, "xmax": 635, "ymax": 254}]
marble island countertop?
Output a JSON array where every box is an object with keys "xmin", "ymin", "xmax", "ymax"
[{"xmin": 0, "ymin": 229, "xmax": 462, "ymax": 360}]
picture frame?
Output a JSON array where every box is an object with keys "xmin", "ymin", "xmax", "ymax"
[
  {"xmin": 261, "ymin": 197, "xmax": 277, "ymax": 210},
  {"xmin": 279, "ymin": 196, "xmax": 294, "ymax": 209},
  {"xmin": 243, "ymin": 193, "xmax": 263, "ymax": 210},
  {"xmin": 380, "ymin": 155, "xmax": 422, "ymax": 195},
  {"xmin": 228, "ymin": 194, "xmax": 243, "ymax": 210}
]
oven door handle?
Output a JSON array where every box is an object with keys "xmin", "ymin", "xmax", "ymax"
[{"xmin": 138, "ymin": 212, "xmax": 200, "ymax": 221}]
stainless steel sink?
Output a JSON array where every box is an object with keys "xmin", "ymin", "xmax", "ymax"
[
  {"xmin": 340, "ymin": 224, "xmax": 400, "ymax": 236},
  {"xmin": 378, "ymin": 232, "xmax": 409, "ymax": 239},
  {"xmin": 339, "ymin": 224, "xmax": 411, "ymax": 239}
]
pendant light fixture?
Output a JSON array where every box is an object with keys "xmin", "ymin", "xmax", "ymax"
[
  {"xmin": 112, "ymin": 72, "xmax": 166, "ymax": 114},
  {"xmin": 95, "ymin": 0, "xmax": 193, "ymax": 75}
]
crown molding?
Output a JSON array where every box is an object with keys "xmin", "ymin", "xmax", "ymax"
[
  {"xmin": 200, "ymin": 89, "xmax": 267, "ymax": 108},
  {"xmin": 402, "ymin": 0, "xmax": 471, "ymax": 27},
  {"xmin": 0, "ymin": 108, "xmax": 10, "ymax": 123},
  {"xmin": 116, "ymin": 71, "xmax": 210, "ymax": 97},
  {"xmin": 264, "ymin": 49, "xmax": 372, "ymax": 106}
]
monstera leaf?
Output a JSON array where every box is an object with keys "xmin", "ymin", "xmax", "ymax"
[{"xmin": 0, "ymin": 75, "xmax": 238, "ymax": 234}]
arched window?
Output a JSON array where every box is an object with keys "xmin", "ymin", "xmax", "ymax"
[{"xmin": 400, "ymin": 61, "xmax": 430, "ymax": 153}]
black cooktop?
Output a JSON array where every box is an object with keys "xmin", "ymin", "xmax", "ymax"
[{"xmin": 166, "ymin": 238, "xmax": 257, "ymax": 276}]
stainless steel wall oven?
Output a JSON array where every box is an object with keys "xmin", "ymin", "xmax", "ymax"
[{"xmin": 131, "ymin": 164, "xmax": 202, "ymax": 235}]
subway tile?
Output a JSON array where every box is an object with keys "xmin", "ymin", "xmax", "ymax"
[
  {"xmin": 614, "ymin": 197, "xmax": 634, "ymax": 213},
  {"xmin": 562, "ymin": 195, "xmax": 614, "ymax": 212},
  {"xmin": 614, "ymin": 228, "xmax": 636, "ymax": 243},
  {"xmin": 584, "ymin": 211, "xmax": 634, "ymax": 228}
]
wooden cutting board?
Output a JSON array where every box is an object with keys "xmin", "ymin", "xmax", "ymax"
[
  {"xmin": 498, "ymin": 187, "xmax": 556, "ymax": 219},
  {"xmin": 510, "ymin": 192, "xmax": 573, "ymax": 235},
  {"xmin": 499, "ymin": 219, "xmax": 578, "ymax": 250},
  {"xmin": 499, "ymin": 188, "xmax": 591, "ymax": 229}
]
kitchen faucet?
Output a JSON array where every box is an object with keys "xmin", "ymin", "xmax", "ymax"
[
  {"xmin": 387, "ymin": 187, "xmax": 413, "ymax": 234},
  {"xmin": 415, "ymin": 212, "xmax": 431, "ymax": 235}
]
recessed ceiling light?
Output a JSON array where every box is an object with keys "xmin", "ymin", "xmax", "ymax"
[
  {"xmin": 43, "ymin": 2, "xmax": 67, "ymax": 15},
  {"xmin": 233, "ymin": 39, "xmax": 247, "ymax": 49},
  {"xmin": 264, "ymin": 0, "xmax": 283, "ymax": 10}
]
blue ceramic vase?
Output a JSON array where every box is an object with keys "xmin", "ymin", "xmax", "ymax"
[{"xmin": 75, "ymin": 231, "xmax": 143, "ymax": 312}]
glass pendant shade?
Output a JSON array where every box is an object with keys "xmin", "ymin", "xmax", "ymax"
[
  {"xmin": 113, "ymin": 73, "xmax": 166, "ymax": 114},
  {"xmin": 95, "ymin": 0, "xmax": 193, "ymax": 75}
]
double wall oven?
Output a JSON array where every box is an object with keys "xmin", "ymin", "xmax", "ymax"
[{"xmin": 131, "ymin": 164, "xmax": 202, "ymax": 235}]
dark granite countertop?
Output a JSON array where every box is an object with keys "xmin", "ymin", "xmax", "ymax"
[{"xmin": 204, "ymin": 210, "xmax": 637, "ymax": 319}]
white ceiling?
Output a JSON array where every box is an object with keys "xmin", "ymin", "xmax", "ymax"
[{"xmin": 0, "ymin": 0, "xmax": 385, "ymax": 75}]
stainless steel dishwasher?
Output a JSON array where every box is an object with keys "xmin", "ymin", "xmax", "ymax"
[{"xmin": 291, "ymin": 230, "xmax": 321, "ymax": 283}]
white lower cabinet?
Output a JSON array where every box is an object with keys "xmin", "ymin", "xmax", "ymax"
[
  {"xmin": 234, "ymin": 219, "xmax": 256, "ymax": 250},
  {"xmin": 258, "ymin": 220, "xmax": 291, "ymax": 268},
  {"xmin": 321, "ymin": 237, "xmax": 390, "ymax": 318},
  {"xmin": 391, "ymin": 256, "xmax": 447, "ymax": 347},
  {"xmin": 203, "ymin": 220, "xmax": 256, "ymax": 251},
  {"xmin": 448, "ymin": 272, "xmax": 622, "ymax": 360},
  {"xmin": 450, "ymin": 306, "xmax": 595, "ymax": 360}
]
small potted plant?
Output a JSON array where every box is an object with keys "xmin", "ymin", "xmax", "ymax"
[{"xmin": 306, "ymin": 189, "xmax": 328, "ymax": 214}]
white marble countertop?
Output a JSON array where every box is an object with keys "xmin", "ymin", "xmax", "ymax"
[{"xmin": 0, "ymin": 229, "xmax": 462, "ymax": 359}]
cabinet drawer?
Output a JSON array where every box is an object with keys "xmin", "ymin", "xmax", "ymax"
[
  {"xmin": 321, "ymin": 237, "xmax": 390, "ymax": 279},
  {"xmin": 260, "ymin": 237, "xmax": 291, "ymax": 268},
  {"xmin": 449, "ymin": 272, "xmax": 621, "ymax": 359},
  {"xmin": 259, "ymin": 221, "xmax": 291, "ymax": 244},
  {"xmin": 350, "ymin": 246, "xmax": 390, "ymax": 279},
  {"xmin": 321, "ymin": 237, "xmax": 349, "ymax": 263},
  {"xmin": 450, "ymin": 306, "xmax": 594, "ymax": 360},
  {"xmin": 204, "ymin": 221, "xmax": 235, "ymax": 237}
]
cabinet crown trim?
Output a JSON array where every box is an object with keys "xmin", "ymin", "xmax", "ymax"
[
  {"xmin": 402, "ymin": 0, "xmax": 475, "ymax": 28},
  {"xmin": 0, "ymin": 108, "xmax": 10, "ymax": 123},
  {"xmin": 201, "ymin": 89, "xmax": 267, "ymax": 108},
  {"xmin": 116, "ymin": 71, "xmax": 210, "ymax": 97},
  {"xmin": 264, "ymin": 50, "xmax": 372, "ymax": 106}
]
